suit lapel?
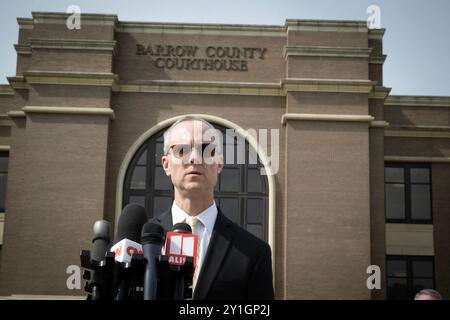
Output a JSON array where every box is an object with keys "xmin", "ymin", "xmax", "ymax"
[
  {"xmin": 194, "ymin": 209, "xmax": 234, "ymax": 299},
  {"xmin": 154, "ymin": 209, "xmax": 173, "ymax": 232}
]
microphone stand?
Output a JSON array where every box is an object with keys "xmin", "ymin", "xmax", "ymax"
[
  {"xmin": 157, "ymin": 256, "xmax": 194, "ymax": 300},
  {"xmin": 80, "ymin": 250, "xmax": 116, "ymax": 300}
]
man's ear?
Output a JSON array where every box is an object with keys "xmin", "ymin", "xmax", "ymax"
[
  {"xmin": 217, "ymin": 154, "xmax": 224, "ymax": 174},
  {"xmin": 162, "ymin": 155, "xmax": 171, "ymax": 176}
]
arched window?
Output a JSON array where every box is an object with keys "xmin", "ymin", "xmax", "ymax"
[{"xmin": 123, "ymin": 125, "xmax": 268, "ymax": 240}]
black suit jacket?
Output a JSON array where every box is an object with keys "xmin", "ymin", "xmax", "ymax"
[{"xmin": 150, "ymin": 207, "xmax": 274, "ymax": 300}]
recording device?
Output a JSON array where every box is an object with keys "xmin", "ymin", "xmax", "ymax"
[
  {"xmin": 141, "ymin": 222, "xmax": 165, "ymax": 300},
  {"xmin": 91, "ymin": 220, "xmax": 111, "ymax": 262},
  {"xmin": 165, "ymin": 222, "xmax": 198, "ymax": 268},
  {"xmin": 81, "ymin": 208, "xmax": 197, "ymax": 300},
  {"xmin": 80, "ymin": 219, "xmax": 114, "ymax": 300},
  {"xmin": 158, "ymin": 222, "xmax": 196, "ymax": 300},
  {"xmin": 112, "ymin": 204, "xmax": 148, "ymax": 300}
]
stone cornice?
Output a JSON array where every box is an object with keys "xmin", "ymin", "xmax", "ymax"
[
  {"xmin": 285, "ymin": 19, "xmax": 368, "ymax": 32},
  {"xmin": 6, "ymin": 75, "xmax": 380, "ymax": 96},
  {"xmin": 22, "ymin": 106, "xmax": 115, "ymax": 120},
  {"xmin": 0, "ymin": 85, "xmax": 14, "ymax": 96},
  {"xmin": 17, "ymin": 18, "xmax": 34, "ymax": 29},
  {"xmin": 282, "ymin": 46, "xmax": 372, "ymax": 58},
  {"xmin": 369, "ymin": 86, "xmax": 391, "ymax": 99},
  {"xmin": 7, "ymin": 76, "xmax": 28, "ymax": 90},
  {"xmin": 369, "ymin": 54, "xmax": 387, "ymax": 64},
  {"xmin": 385, "ymin": 125, "xmax": 450, "ymax": 138},
  {"xmin": 17, "ymin": 14, "xmax": 383, "ymax": 38},
  {"xmin": 27, "ymin": 39, "xmax": 117, "ymax": 52},
  {"xmin": 113, "ymin": 80, "xmax": 282, "ymax": 96},
  {"xmin": 14, "ymin": 44, "xmax": 32, "ymax": 55},
  {"xmin": 114, "ymin": 78, "xmax": 378, "ymax": 96},
  {"xmin": 7, "ymin": 111, "xmax": 26, "ymax": 118},
  {"xmin": 370, "ymin": 121, "xmax": 390, "ymax": 128},
  {"xmin": 31, "ymin": 12, "xmax": 118, "ymax": 26},
  {"xmin": 368, "ymin": 29, "xmax": 386, "ymax": 40},
  {"xmin": 385, "ymin": 156, "xmax": 450, "ymax": 163},
  {"xmin": 23, "ymin": 71, "xmax": 118, "ymax": 87},
  {"xmin": 281, "ymin": 78, "xmax": 376, "ymax": 94},
  {"xmin": 385, "ymin": 95, "xmax": 450, "ymax": 108},
  {"xmin": 116, "ymin": 21, "xmax": 285, "ymax": 36},
  {"xmin": 281, "ymin": 113, "xmax": 374, "ymax": 125}
]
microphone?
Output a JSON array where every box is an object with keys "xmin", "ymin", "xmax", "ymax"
[
  {"xmin": 165, "ymin": 223, "xmax": 198, "ymax": 268},
  {"xmin": 141, "ymin": 222, "xmax": 165, "ymax": 300},
  {"xmin": 85, "ymin": 219, "xmax": 111, "ymax": 300},
  {"xmin": 91, "ymin": 220, "xmax": 111, "ymax": 262},
  {"xmin": 163, "ymin": 222, "xmax": 197, "ymax": 300},
  {"xmin": 115, "ymin": 204, "xmax": 148, "ymax": 243},
  {"xmin": 112, "ymin": 203, "xmax": 148, "ymax": 300},
  {"xmin": 111, "ymin": 204, "xmax": 148, "ymax": 263}
]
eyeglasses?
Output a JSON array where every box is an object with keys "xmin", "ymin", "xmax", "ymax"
[{"xmin": 167, "ymin": 143, "xmax": 217, "ymax": 160}]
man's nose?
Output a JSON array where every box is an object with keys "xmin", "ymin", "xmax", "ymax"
[{"xmin": 188, "ymin": 146, "xmax": 203, "ymax": 164}]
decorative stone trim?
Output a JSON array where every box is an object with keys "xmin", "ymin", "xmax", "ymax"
[
  {"xmin": 23, "ymin": 71, "xmax": 118, "ymax": 87},
  {"xmin": 27, "ymin": 39, "xmax": 117, "ymax": 52},
  {"xmin": 368, "ymin": 29, "xmax": 385, "ymax": 40},
  {"xmin": 22, "ymin": 106, "xmax": 115, "ymax": 120},
  {"xmin": 281, "ymin": 113, "xmax": 374, "ymax": 125},
  {"xmin": 385, "ymin": 125, "xmax": 450, "ymax": 138},
  {"xmin": 385, "ymin": 156, "xmax": 450, "ymax": 163},
  {"xmin": 385, "ymin": 95, "xmax": 450, "ymax": 108},
  {"xmin": 281, "ymin": 78, "xmax": 376, "ymax": 94},
  {"xmin": 0, "ymin": 85, "xmax": 14, "ymax": 95},
  {"xmin": 283, "ymin": 46, "xmax": 372, "ymax": 58},
  {"xmin": 17, "ymin": 18, "xmax": 34, "ymax": 29},
  {"xmin": 7, "ymin": 111, "xmax": 26, "ymax": 118},
  {"xmin": 369, "ymin": 86, "xmax": 391, "ymax": 99},
  {"xmin": 369, "ymin": 54, "xmax": 387, "ymax": 64},
  {"xmin": 14, "ymin": 44, "xmax": 32, "ymax": 55},
  {"xmin": 31, "ymin": 12, "xmax": 117, "ymax": 26},
  {"xmin": 116, "ymin": 21, "xmax": 285, "ymax": 36},
  {"xmin": 7, "ymin": 76, "xmax": 28, "ymax": 90},
  {"xmin": 114, "ymin": 80, "xmax": 282, "ymax": 96},
  {"xmin": 370, "ymin": 121, "xmax": 390, "ymax": 128},
  {"xmin": 285, "ymin": 19, "xmax": 368, "ymax": 32}
]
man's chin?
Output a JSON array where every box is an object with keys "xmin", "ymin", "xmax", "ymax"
[{"xmin": 182, "ymin": 182, "xmax": 208, "ymax": 192}]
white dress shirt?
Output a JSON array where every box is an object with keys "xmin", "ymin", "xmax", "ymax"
[{"xmin": 171, "ymin": 201, "xmax": 218, "ymax": 276}]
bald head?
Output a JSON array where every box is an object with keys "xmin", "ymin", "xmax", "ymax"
[{"xmin": 163, "ymin": 116, "xmax": 223, "ymax": 156}]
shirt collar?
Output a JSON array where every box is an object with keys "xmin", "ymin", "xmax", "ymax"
[{"xmin": 171, "ymin": 201, "xmax": 218, "ymax": 233}]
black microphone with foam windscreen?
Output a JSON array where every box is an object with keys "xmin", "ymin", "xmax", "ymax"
[
  {"xmin": 172, "ymin": 222, "xmax": 192, "ymax": 234},
  {"xmin": 80, "ymin": 219, "xmax": 115, "ymax": 300},
  {"xmin": 90, "ymin": 220, "xmax": 111, "ymax": 300},
  {"xmin": 91, "ymin": 220, "xmax": 111, "ymax": 262},
  {"xmin": 141, "ymin": 222, "xmax": 165, "ymax": 300},
  {"xmin": 115, "ymin": 203, "xmax": 148, "ymax": 243},
  {"xmin": 112, "ymin": 203, "xmax": 148, "ymax": 300}
]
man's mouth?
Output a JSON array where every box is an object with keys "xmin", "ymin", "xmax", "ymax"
[{"xmin": 186, "ymin": 171, "xmax": 202, "ymax": 176}]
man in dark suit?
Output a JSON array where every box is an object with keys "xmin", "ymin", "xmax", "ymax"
[{"xmin": 150, "ymin": 116, "xmax": 274, "ymax": 300}]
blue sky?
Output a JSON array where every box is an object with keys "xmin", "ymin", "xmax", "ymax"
[{"xmin": 0, "ymin": 0, "xmax": 449, "ymax": 96}]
